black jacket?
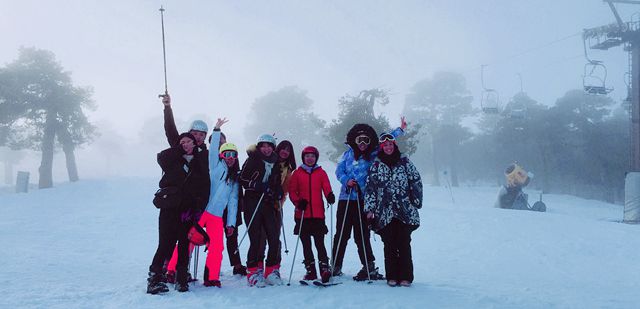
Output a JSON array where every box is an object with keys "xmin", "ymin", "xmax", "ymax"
[
  {"xmin": 163, "ymin": 105, "xmax": 211, "ymax": 206},
  {"xmin": 157, "ymin": 146, "xmax": 210, "ymax": 212},
  {"xmin": 239, "ymin": 150, "xmax": 282, "ymax": 199}
]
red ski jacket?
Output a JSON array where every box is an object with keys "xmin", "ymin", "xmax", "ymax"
[{"xmin": 288, "ymin": 165, "xmax": 333, "ymax": 219}]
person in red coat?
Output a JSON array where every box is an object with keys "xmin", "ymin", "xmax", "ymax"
[{"xmin": 288, "ymin": 146, "xmax": 336, "ymax": 283}]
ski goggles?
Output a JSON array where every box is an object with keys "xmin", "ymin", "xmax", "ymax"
[
  {"xmin": 355, "ymin": 135, "xmax": 371, "ymax": 145},
  {"xmin": 220, "ymin": 151, "xmax": 237, "ymax": 159},
  {"xmin": 379, "ymin": 133, "xmax": 395, "ymax": 143}
]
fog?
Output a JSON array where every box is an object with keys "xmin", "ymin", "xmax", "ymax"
[{"xmin": 1, "ymin": 1, "xmax": 636, "ymax": 197}]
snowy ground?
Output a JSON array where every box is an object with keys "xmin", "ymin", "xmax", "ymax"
[{"xmin": 1, "ymin": 177, "xmax": 638, "ymax": 308}]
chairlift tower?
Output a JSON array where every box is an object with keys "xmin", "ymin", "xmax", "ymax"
[{"xmin": 584, "ymin": 0, "xmax": 640, "ymax": 223}]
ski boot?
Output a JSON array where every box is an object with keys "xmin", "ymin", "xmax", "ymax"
[
  {"xmin": 203, "ymin": 279, "xmax": 222, "ymax": 288},
  {"xmin": 165, "ymin": 270, "xmax": 176, "ymax": 284},
  {"xmin": 146, "ymin": 271, "xmax": 169, "ymax": 295},
  {"xmin": 247, "ymin": 267, "xmax": 267, "ymax": 288},
  {"xmin": 319, "ymin": 261, "xmax": 331, "ymax": 283},
  {"xmin": 331, "ymin": 265, "xmax": 343, "ymax": 277},
  {"xmin": 399, "ymin": 280, "xmax": 411, "ymax": 287},
  {"xmin": 233, "ymin": 264, "xmax": 248, "ymax": 276},
  {"xmin": 175, "ymin": 270, "xmax": 190, "ymax": 292},
  {"xmin": 303, "ymin": 260, "xmax": 317, "ymax": 281},
  {"xmin": 353, "ymin": 261, "xmax": 384, "ymax": 281},
  {"xmin": 175, "ymin": 281, "xmax": 189, "ymax": 292},
  {"xmin": 265, "ymin": 265, "xmax": 283, "ymax": 286}
]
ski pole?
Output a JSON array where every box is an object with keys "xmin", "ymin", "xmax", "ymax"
[
  {"xmin": 235, "ymin": 192, "xmax": 266, "ymax": 254},
  {"xmin": 355, "ymin": 192, "xmax": 372, "ymax": 284},
  {"xmin": 279, "ymin": 200, "xmax": 289, "ymax": 254},
  {"xmin": 193, "ymin": 246, "xmax": 199, "ymax": 281},
  {"xmin": 443, "ymin": 171, "xmax": 455, "ymax": 204},
  {"xmin": 286, "ymin": 210, "xmax": 305, "ymax": 286},
  {"xmin": 157, "ymin": 6, "xmax": 169, "ymax": 98},
  {"xmin": 330, "ymin": 188, "xmax": 351, "ymax": 279}
]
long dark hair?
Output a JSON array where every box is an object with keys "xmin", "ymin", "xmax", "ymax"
[
  {"xmin": 346, "ymin": 123, "xmax": 378, "ymax": 161},
  {"xmin": 276, "ymin": 140, "xmax": 297, "ymax": 170},
  {"xmin": 225, "ymin": 157, "xmax": 240, "ymax": 183}
]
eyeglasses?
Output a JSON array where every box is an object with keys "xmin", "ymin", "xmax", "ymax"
[
  {"xmin": 379, "ymin": 134, "xmax": 395, "ymax": 143},
  {"xmin": 221, "ymin": 151, "xmax": 237, "ymax": 158},
  {"xmin": 355, "ymin": 135, "xmax": 371, "ymax": 145}
]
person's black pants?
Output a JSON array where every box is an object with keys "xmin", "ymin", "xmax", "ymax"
[
  {"xmin": 378, "ymin": 219, "xmax": 414, "ymax": 282},
  {"xmin": 331, "ymin": 199, "xmax": 375, "ymax": 269},
  {"xmin": 301, "ymin": 232, "xmax": 328, "ymax": 264},
  {"xmin": 150, "ymin": 208, "xmax": 191, "ymax": 283},
  {"xmin": 244, "ymin": 194, "xmax": 280, "ymax": 268}
]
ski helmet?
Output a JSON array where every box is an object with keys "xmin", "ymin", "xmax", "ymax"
[
  {"xmin": 219, "ymin": 142, "xmax": 238, "ymax": 154},
  {"xmin": 188, "ymin": 223, "xmax": 210, "ymax": 246},
  {"xmin": 256, "ymin": 134, "xmax": 276, "ymax": 148},
  {"xmin": 301, "ymin": 146, "xmax": 319, "ymax": 161},
  {"xmin": 190, "ymin": 120, "xmax": 208, "ymax": 133}
]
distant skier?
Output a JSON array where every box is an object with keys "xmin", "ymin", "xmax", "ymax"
[{"xmin": 495, "ymin": 163, "xmax": 546, "ymax": 212}]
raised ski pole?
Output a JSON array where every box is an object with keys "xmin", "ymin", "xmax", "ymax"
[
  {"xmin": 279, "ymin": 200, "xmax": 289, "ymax": 254},
  {"xmin": 235, "ymin": 192, "xmax": 266, "ymax": 254},
  {"xmin": 330, "ymin": 187, "xmax": 352, "ymax": 279},
  {"xmin": 286, "ymin": 210, "xmax": 305, "ymax": 286},
  {"xmin": 355, "ymin": 190, "xmax": 373, "ymax": 284},
  {"xmin": 157, "ymin": 6, "xmax": 169, "ymax": 98}
]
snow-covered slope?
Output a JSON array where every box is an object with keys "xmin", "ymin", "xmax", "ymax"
[{"xmin": 1, "ymin": 178, "xmax": 638, "ymax": 308}]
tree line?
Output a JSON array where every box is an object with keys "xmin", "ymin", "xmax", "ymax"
[{"xmin": 1, "ymin": 48, "xmax": 629, "ymax": 203}]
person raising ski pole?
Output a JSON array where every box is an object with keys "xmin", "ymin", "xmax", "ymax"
[{"xmin": 331, "ymin": 118, "xmax": 407, "ymax": 281}]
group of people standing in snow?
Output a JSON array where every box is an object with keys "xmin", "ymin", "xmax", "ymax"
[{"xmin": 146, "ymin": 93, "xmax": 423, "ymax": 294}]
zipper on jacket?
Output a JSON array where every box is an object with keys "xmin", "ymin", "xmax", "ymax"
[{"xmin": 308, "ymin": 169, "xmax": 314, "ymax": 218}]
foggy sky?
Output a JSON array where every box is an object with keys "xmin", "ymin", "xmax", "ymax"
[{"xmin": 2, "ymin": 0, "xmax": 638, "ymax": 179}]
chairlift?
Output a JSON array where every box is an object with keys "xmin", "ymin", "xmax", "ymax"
[
  {"xmin": 582, "ymin": 38, "xmax": 613, "ymax": 95},
  {"xmin": 583, "ymin": 61, "xmax": 613, "ymax": 95},
  {"xmin": 508, "ymin": 73, "xmax": 527, "ymax": 120},
  {"xmin": 480, "ymin": 65, "xmax": 501, "ymax": 114}
]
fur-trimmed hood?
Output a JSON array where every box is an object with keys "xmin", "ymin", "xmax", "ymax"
[{"xmin": 346, "ymin": 123, "xmax": 378, "ymax": 160}]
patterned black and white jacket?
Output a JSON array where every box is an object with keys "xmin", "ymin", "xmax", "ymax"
[{"xmin": 364, "ymin": 155, "xmax": 423, "ymax": 232}]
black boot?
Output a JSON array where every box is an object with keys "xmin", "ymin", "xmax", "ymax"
[
  {"xmin": 353, "ymin": 261, "xmax": 383, "ymax": 281},
  {"xmin": 319, "ymin": 261, "xmax": 331, "ymax": 283},
  {"xmin": 303, "ymin": 260, "xmax": 317, "ymax": 281},
  {"xmin": 233, "ymin": 264, "xmax": 248, "ymax": 276},
  {"xmin": 175, "ymin": 269, "xmax": 190, "ymax": 292},
  {"xmin": 331, "ymin": 265, "xmax": 343, "ymax": 276},
  {"xmin": 147, "ymin": 271, "xmax": 169, "ymax": 295}
]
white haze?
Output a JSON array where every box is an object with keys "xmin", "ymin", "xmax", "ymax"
[{"xmin": 1, "ymin": 0, "xmax": 637, "ymax": 181}]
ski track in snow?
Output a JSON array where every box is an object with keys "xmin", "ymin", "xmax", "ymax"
[{"xmin": 1, "ymin": 176, "xmax": 638, "ymax": 309}]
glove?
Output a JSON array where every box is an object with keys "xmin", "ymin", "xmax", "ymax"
[
  {"xmin": 326, "ymin": 192, "xmax": 336, "ymax": 205},
  {"xmin": 297, "ymin": 199, "xmax": 308, "ymax": 211},
  {"xmin": 225, "ymin": 226, "xmax": 235, "ymax": 237},
  {"xmin": 254, "ymin": 181, "xmax": 266, "ymax": 192},
  {"xmin": 366, "ymin": 212, "xmax": 375, "ymax": 228}
]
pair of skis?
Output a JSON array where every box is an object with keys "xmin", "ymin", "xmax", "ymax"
[{"xmin": 299, "ymin": 280, "xmax": 342, "ymax": 287}]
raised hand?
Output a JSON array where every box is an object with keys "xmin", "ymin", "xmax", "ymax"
[
  {"xmin": 400, "ymin": 116, "xmax": 407, "ymax": 131},
  {"xmin": 160, "ymin": 92, "xmax": 171, "ymax": 107},
  {"xmin": 214, "ymin": 117, "xmax": 229, "ymax": 130}
]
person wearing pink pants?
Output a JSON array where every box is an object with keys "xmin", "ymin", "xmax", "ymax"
[{"xmin": 199, "ymin": 119, "xmax": 240, "ymax": 287}]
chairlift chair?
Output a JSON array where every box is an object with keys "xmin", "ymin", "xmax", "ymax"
[
  {"xmin": 583, "ymin": 61, "xmax": 613, "ymax": 95},
  {"xmin": 481, "ymin": 89, "xmax": 501, "ymax": 114}
]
